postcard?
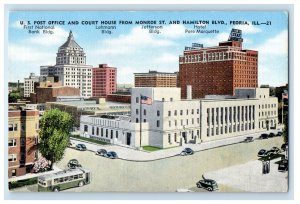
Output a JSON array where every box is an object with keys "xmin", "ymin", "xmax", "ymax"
[{"xmin": 7, "ymin": 10, "xmax": 288, "ymax": 193}]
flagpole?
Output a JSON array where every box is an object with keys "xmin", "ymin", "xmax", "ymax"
[{"xmin": 140, "ymin": 94, "xmax": 142, "ymax": 149}]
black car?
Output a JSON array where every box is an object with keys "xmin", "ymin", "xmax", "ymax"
[
  {"xmin": 105, "ymin": 151, "xmax": 118, "ymax": 159},
  {"xmin": 281, "ymin": 143, "xmax": 288, "ymax": 151},
  {"xmin": 95, "ymin": 149, "xmax": 107, "ymax": 156},
  {"xmin": 180, "ymin": 148, "xmax": 194, "ymax": 156},
  {"xmin": 268, "ymin": 133, "xmax": 275, "ymax": 138},
  {"xmin": 244, "ymin": 136, "xmax": 254, "ymax": 143},
  {"xmin": 260, "ymin": 133, "xmax": 268, "ymax": 139},
  {"xmin": 276, "ymin": 131, "xmax": 283, "ymax": 136},
  {"xmin": 196, "ymin": 175, "xmax": 218, "ymax": 191},
  {"xmin": 257, "ymin": 149, "xmax": 268, "ymax": 157},
  {"xmin": 278, "ymin": 159, "xmax": 288, "ymax": 172},
  {"xmin": 268, "ymin": 147, "xmax": 280, "ymax": 155},
  {"xmin": 75, "ymin": 144, "xmax": 87, "ymax": 151},
  {"xmin": 67, "ymin": 159, "xmax": 82, "ymax": 169}
]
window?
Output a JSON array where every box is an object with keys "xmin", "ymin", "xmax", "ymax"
[
  {"xmin": 101, "ymin": 128, "xmax": 103, "ymax": 136},
  {"xmin": 11, "ymin": 169, "xmax": 16, "ymax": 177},
  {"xmin": 157, "ymin": 110, "xmax": 160, "ymax": 117},
  {"xmin": 174, "ymin": 110, "xmax": 177, "ymax": 116},
  {"xmin": 8, "ymin": 139, "xmax": 17, "ymax": 147},
  {"xmin": 144, "ymin": 119, "xmax": 146, "ymax": 123},
  {"xmin": 174, "ymin": 133, "xmax": 177, "ymax": 142},
  {"xmin": 175, "ymin": 120, "xmax": 177, "ymax": 126},
  {"xmin": 144, "ymin": 109, "xmax": 146, "ymax": 115},
  {"xmin": 116, "ymin": 131, "xmax": 118, "ymax": 138},
  {"xmin": 136, "ymin": 109, "xmax": 139, "ymax": 115},
  {"xmin": 14, "ymin": 124, "xmax": 18, "ymax": 131},
  {"xmin": 192, "ymin": 109, "xmax": 194, "ymax": 115},
  {"xmin": 111, "ymin": 130, "xmax": 113, "ymax": 139},
  {"xmin": 168, "ymin": 134, "xmax": 171, "ymax": 143},
  {"xmin": 8, "ymin": 124, "xmax": 13, "ymax": 131},
  {"xmin": 157, "ymin": 120, "xmax": 160, "ymax": 127},
  {"xmin": 186, "ymin": 109, "xmax": 189, "ymax": 115},
  {"xmin": 136, "ymin": 97, "xmax": 139, "ymax": 103},
  {"xmin": 84, "ymin": 125, "xmax": 88, "ymax": 132},
  {"xmin": 170, "ymin": 98, "xmax": 173, "ymax": 102},
  {"xmin": 106, "ymin": 129, "xmax": 108, "ymax": 138},
  {"xmin": 8, "ymin": 154, "xmax": 17, "ymax": 162},
  {"xmin": 169, "ymin": 121, "xmax": 171, "ymax": 127},
  {"xmin": 97, "ymin": 127, "xmax": 99, "ymax": 135},
  {"xmin": 168, "ymin": 111, "xmax": 171, "ymax": 117},
  {"xmin": 180, "ymin": 110, "xmax": 183, "ymax": 115},
  {"xmin": 162, "ymin": 98, "xmax": 165, "ymax": 102},
  {"xmin": 92, "ymin": 127, "xmax": 94, "ymax": 135},
  {"xmin": 136, "ymin": 118, "xmax": 139, "ymax": 123}
]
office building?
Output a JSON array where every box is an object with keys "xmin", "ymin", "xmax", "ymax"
[
  {"xmin": 24, "ymin": 73, "xmax": 39, "ymax": 98},
  {"xmin": 134, "ymin": 70, "xmax": 178, "ymax": 87}
]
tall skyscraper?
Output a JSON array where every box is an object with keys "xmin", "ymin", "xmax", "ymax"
[
  {"xmin": 40, "ymin": 31, "xmax": 93, "ymax": 98},
  {"xmin": 92, "ymin": 64, "xmax": 117, "ymax": 98},
  {"xmin": 179, "ymin": 29, "xmax": 258, "ymax": 99}
]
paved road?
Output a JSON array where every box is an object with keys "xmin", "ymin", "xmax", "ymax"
[{"xmin": 12, "ymin": 136, "xmax": 286, "ymax": 192}]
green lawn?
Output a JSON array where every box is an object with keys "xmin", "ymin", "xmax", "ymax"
[
  {"xmin": 69, "ymin": 135, "xmax": 109, "ymax": 145},
  {"xmin": 142, "ymin": 146, "xmax": 162, "ymax": 152}
]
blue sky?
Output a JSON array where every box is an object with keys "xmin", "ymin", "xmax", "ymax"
[{"xmin": 8, "ymin": 11, "xmax": 288, "ymax": 86}]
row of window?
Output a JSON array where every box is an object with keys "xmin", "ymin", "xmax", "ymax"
[
  {"xmin": 84, "ymin": 125, "xmax": 119, "ymax": 139},
  {"xmin": 167, "ymin": 130, "xmax": 200, "ymax": 143},
  {"xmin": 8, "ymin": 138, "xmax": 38, "ymax": 147},
  {"xmin": 207, "ymin": 106, "xmax": 255, "ymax": 126},
  {"xmin": 53, "ymin": 174, "xmax": 84, "ymax": 185},
  {"xmin": 259, "ymin": 103, "xmax": 277, "ymax": 109},
  {"xmin": 207, "ymin": 122, "xmax": 255, "ymax": 137}
]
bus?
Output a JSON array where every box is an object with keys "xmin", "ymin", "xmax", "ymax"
[{"xmin": 38, "ymin": 167, "xmax": 91, "ymax": 192}]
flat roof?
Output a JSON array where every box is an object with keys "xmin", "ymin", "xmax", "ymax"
[{"xmin": 48, "ymin": 100, "xmax": 130, "ymax": 108}]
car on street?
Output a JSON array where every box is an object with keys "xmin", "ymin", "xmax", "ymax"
[
  {"xmin": 278, "ymin": 159, "xmax": 288, "ymax": 172},
  {"xmin": 281, "ymin": 143, "xmax": 288, "ymax": 151},
  {"xmin": 260, "ymin": 133, "xmax": 268, "ymax": 139},
  {"xmin": 268, "ymin": 147, "xmax": 280, "ymax": 155},
  {"xmin": 75, "ymin": 144, "xmax": 87, "ymax": 151},
  {"xmin": 196, "ymin": 175, "xmax": 219, "ymax": 191},
  {"xmin": 257, "ymin": 149, "xmax": 268, "ymax": 157},
  {"xmin": 104, "ymin": 151, "xmax": 118, "ymax": 159},
  {"xmin": 67, "ymin": 159, "xmax": 82, "ymax": 169},
  {"xmin": 276, "ymin": 131, "xmax": 283, "ymax": 136},
  {"xmin": 244, "ymin": 136, "xmax": 254, "ymax": 143},
  {"xmin": 95, "ymin": 149, "xmax": 107, "ymax": 156},
  {"xmin": 268, "ymin": 132, "xmax": 275, "ymax": 138},
  {"xmin": 180, "ymin": 148, "xmax": 194, "ymax": 156}
]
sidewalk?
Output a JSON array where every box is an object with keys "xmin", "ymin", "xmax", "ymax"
[
  {"xmin": 70, "ymin": 128, "xmax": 283, "ymax": 162},
  {"xmin": 8, "ymin": 165, "xmax": 62, "ymax": 182}
]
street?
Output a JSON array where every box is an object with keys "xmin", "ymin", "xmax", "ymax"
[{"xmin": 11, "ymin": 136, "xmax": 287, "ymax": 192}]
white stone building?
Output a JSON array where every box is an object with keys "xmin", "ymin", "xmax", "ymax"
[
  {"xmin": 24, "ymin": 73, "xmax": 39, "ymax": 97},
  {"xmin": 80, "ymin": 87, "xmax": 278, "ymax": 148},
  {"xmin": 40, "ymin": 31, "xmax": 92, "ymax": 98}
]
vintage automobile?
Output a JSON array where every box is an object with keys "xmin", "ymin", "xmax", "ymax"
[
  {"xmin": 278, "ymin": 159, "xmax": 288, "ymax": 172},
  {"xmin": 104, "ymin": 151, "xmax": 118, "ymax": 159},
  {"xmin": 95, "ymin": 149, "xmax": 107, "ymax": 156},
  {"xmin": 67, "ymin": 159, "xmax": 82, "ymax": 169},
  {"xmin": 180, "ymin": 148, "xmax": 194, "ymax": 156},
  {"xmin": 244, "ymin": 136, "xmax": 254, "ymax": 143},
  {"xmin": 75, "ymin": 144, "xmax": 87, "ymax": 151},
  {"xmin": 196, "ymin": 175, "xmax": 219, "ymax": 191}
]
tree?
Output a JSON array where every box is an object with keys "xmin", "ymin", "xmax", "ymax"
[
  {"xmin": 8, "ymin": 91, "xmax": 21, "ymax": 103},
  {"xmin": 39, "ymin": 108, "xmax": 74, "ymax": 170},
  {"xmin": 283, "ymin": 111, "xmax": 288, "ymax": 144}
]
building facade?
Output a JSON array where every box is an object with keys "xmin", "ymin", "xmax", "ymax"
[
  {"xmin": 80, "ymin": 87, "xmax": 277, "ymax": 149},
  {"xmin": 179, "ymin": 29, "xmax": 258, "ymax": 99},
  {"xmin": 134, "ymin": 70, "xmax": 178, "ymax": 87},
  {"xmin": 92, "ymin": 64, "xmax": 117, "ymax": 98},
  {"xmin": 24, "ymin": 73, "xmax": 39, "ymax": 98},
  {"xmin": 8, "ymin": 109, "xmax": 39, "ymax": 178},
  {"xmin": 40, "ymin": 31, "xmax": 93, "ymax": 98}
]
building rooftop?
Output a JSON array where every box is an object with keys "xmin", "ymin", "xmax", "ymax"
[{"xmin": 59, "ymin": 31, "xmax": 82, "ymax": 49}]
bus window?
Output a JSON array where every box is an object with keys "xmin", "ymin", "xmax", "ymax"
[
  {"xmin": 69, "ymin": 176, "xmax": 74, "ymax": 181},
  {"xmin": 74, "ymin": 175, "xmax": 78, "ymax": 179},
  {"xmin": 79, "ymin": 174, "xmax": 83, "ymax": 178},
  {"xmin": 54, "ymin": 179, "xmax": 58, "ymax": 184},
  {"xmin": 59, "ymin": 178, "xmax": 64, "ymax": 183},
  {"xmin": 64, "ymin": 177, "xmax": 68, "ymax": 182}
]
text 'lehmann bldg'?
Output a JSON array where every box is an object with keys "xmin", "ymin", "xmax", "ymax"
[{"xmin": 80, "ymin": 87, "xmax": 278, "ymax": 149}]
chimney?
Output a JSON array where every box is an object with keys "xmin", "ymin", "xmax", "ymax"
[{"xmin": 187, "ymin": 85, "xmax": 192, "ymax": 100}]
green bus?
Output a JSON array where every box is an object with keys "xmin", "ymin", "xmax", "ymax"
[{"xmin": 38, "ymin": 167, "xmax": 91, "ymax": 192}]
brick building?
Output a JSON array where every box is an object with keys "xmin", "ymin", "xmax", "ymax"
[
  {"xmin": 30, "ymin": 86, "xmax": 80, "ymax": 104},
  {"xmin": 8, "ymin": 109, "xmax": 39, "ymax": 178},
  {"xmin": 179, "ymin": 29, "xmax": 258, "ymax": 99},
  {"xmin": 134, "ymin": 70, "xmax": 178, "ymax": 87},
  {"xmin": 92, "ymin": 64, "xmax": 117, "ymax": 98}
]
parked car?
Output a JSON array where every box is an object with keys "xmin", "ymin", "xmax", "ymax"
[
  {"xmin": 180, "ymin": 148, "xmax": 194, "ymax": 156},
  {"xmin": 67, "ymin": 159, "xmax": 82, "ymax": 169},
  {"xmin": 260, "ymin": 133, "xmax": 268, "ymax": 139},
  {"xmin": 257, "ymin": 149, "xmax": 268, "ymax": 157},
  {"xmin": 276, "ymin": 131, "xmax": 283, "ymax": 136},
  {"xmin": 104, "ymin": 151, "xmax": 118, "ymax": 159},
  {"xmin": 268, "ymin": 147, "xmax": 280, "ymax": 155},
  {"xmin": 244, "ymin": 136, "xmax": 254, "ymax": 143},
  {"xmin": 196, "ymin": 175, "xmax": 218, "ymax": 191},
  {"xmin": 95, "ymin": 149, "xmax": 107, "ymax": 156},
  {"xmin": 278, "ymin": 159, "xmax": 288, "ymax": 172},
  {"xmin": 75, "ymin": 144, "xmax": 87, "ymax": 151},
  {"xmin": 268, "ymin": 132, "xmax": 275, "ymax": 138},
  {"xmin": 281, "ymin": 143, "xmax": 288, "ymax": 151}
]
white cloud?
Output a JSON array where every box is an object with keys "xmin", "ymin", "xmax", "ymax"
[
  {"xmin": 160, "ymin": 24, "xmax": 187, "ymax": 38},
  {"xmin": 9, "ymin": 43, "xmax": 54, "ymax": 64},
  {"xmin": 27, "ymin": 26, "xmax": 70, "ymax": 47},
  {"xmin": 95, "ymin": 26, "xmax": 175, "ymax": 56},
  {"xmin": 256, "ymin": 30, "xmax": 288, "ymax": 56},
  {"xmin": 234, "ymin": 24, "xmax": 262, "ymax": 34},
  {"xmin": 11, "ymin": 20, "xmax": 24, "ymax": 29},
  {"xmin": 154, "ymin": 53, "xmax": 178, "ymax": 64}
]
